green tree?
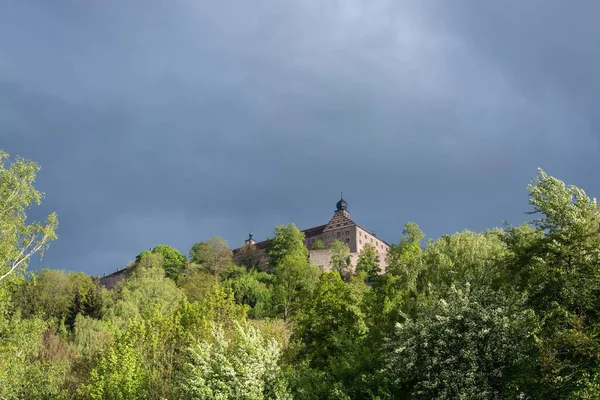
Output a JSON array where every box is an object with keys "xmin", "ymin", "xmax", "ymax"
[
  {"xmin": 82, "ymin": 326, "xmax": 146, "ymax": 400},
  {"xmin": 356, "ymin": 243, "xmax": 380, "ymax": 282},
  {"xmin": 105, "ymin": 263, "xmax": 184, "ymax": 326},
  {"xmin": 290, "ymin": 272, "xmax": 368, "ymax": 399},
  {"xmin": 266, "ymin": 224, "xmax": 308, "ymax": 270},
  {"xmin": 189, "ymin": 236, "xmax": 234, "ymax": 278},
  {"xmin": 72, "ymin": 314, "xmax": 114, "ymax": 359},
  {"xmin": 177, "ymin": 283, "xmax": 248, "ymax": 343},
  {"xmin": 12, "ymin": 269, "xmax": 103, "ymax": 326},
  {"xmin": 0, "ymin": 312, "xmax": 72, "ymax": 399},
  {"xmin": 387, "ymin": 222, "xmax": 425, "ymax": 289},
  {"xmin": 133, "ymin": 250, "xmax": 163, "ymax": 270},
  {"xmin": 13, "ymin": 269, "xmax": 73, "ymax": 321},
  {"xmin": 329, "ymin": 240, "xmax": 352, "ymax": 282},
  {"xmin": 273, "ymin": 254, "xmax": 320, "ymax": 323},
  {"xmin": 0, "ymin": 150, "xmax": 58, "ymax": 285},
  {"xmin": 66, "ymin": 272, "xmax": 104, "ymax": 327},
  {"xmin": 295, "ymin": 272, "xmax": 367, "ymax": 365},
  {"xmin": 504, "ymin": 169, "xmax": 600, "ymax": 398},
  {"xmin": 419, "ymin": 228, "xmax": 507, "ymax": 295},
  {"xmin": 383, "ymin": 284, "xmax": 538, "ymax": 400},
  {"xmin": 178, "ymin": 322, "xmax": 291, "ymax": 400},
  {"xmin": 177, "ymin": 269, "xmax": 219, "ymax": 303},
  {"xmin": 311, "ymin": 240, "xmax": 325, "ymax": 250},
  {"xmin": 150, "ymin": 244, "xmax": 187, "ymax": 280},
  {"xmin": 224, "ymin": 270, "xmax": 275, "ymax": 318}
]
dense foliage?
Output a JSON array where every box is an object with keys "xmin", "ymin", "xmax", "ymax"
[{"xmin": 2, "ymin": 150, "xmax": 600, "ymax": 399}]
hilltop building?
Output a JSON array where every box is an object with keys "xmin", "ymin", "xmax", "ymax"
[
  {"xmin": 100, "ymin": 196, "xmax": 390, "ymax": 290},
  {"xmin": 233, "ymin": 196, "xmax": 390, "ymax": 272}
]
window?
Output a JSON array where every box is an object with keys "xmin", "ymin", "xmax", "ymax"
[
  {"xmin": 346, "ymin": 230, "xmax": 349, "ymax": 235},
  {"xmin": 311, "ymin": 238, "xmax": 315, "ymax": 243},
  {"xmin": 337, "ymin": 232, "xmax": 340, "ymax": 237},
  {"xmin": 359, "ymin": 240, "xmax": 362, "ymax": 244}
]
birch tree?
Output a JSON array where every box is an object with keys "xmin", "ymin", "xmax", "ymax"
[{"xmin": 0, "ymin": 150, "xmax": 58, "ymax": 284}]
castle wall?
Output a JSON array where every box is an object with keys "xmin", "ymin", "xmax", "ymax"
[
  {"xmin": 305, "ymin": 224, "xmax": 390, "ymax": 273},
  {"xmin": 305, "ymin": 225, "xmax": 356, "ymax": 251},
  {"xmin": 99, "ymin": 269, "xmax": 128, "ymax": 290},
  {"xmin": 309, "ymin": 249, "xmax": 360, "ymax": 272},
  {"xmin": 308, "ymin": 249, "xmax": 331, "ymax": 270},
  {"xmin": 356, "ymin": 227, "xmax": 390, "ymax": 271}
]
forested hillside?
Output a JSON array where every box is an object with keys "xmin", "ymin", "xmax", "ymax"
[{"xmin": 1, "ymin": 150, "xmax": 600, "ymax": 399}]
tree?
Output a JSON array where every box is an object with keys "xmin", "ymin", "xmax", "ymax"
[
  {"xmin": 105, "ymin": 263, "xmax": 184, "ymax": 326},
  {"xmin": 329, "ymin": 240, "xmax": 352, "ymax": 281},
  {"xmin": 12, "ymin": 269, "xmax": 102, "ymax": 326},
  {"xmin": 133, "ymin": 250, "xmax": 164, "ymax": 271},
  {"xmin": 149, "ymin": 244, "xmax": 187, "ymax": 280},
  {"xmin": 0, "ymin": 312, "xmax": 72, "ymax": 399},
  {"xmin": 189, "ymin": 236, "xmax": 234, "ymax": 278},
  {"xmin": 266, "ymin": 224, "xmax": 308, "ymax": 270},
  {"xmin": 295, "ymin": 271, "xmax": 367, "ymax": 366},
  {"xmin": 356, "ymin": 243, "xmax": 380, "ymax": 283},
  {"xmin": 0, "ymin": 150, "xmax": 58, "ymax": 284},
  {"xmin": 419, "ymin": 228, "xmax": 507, "ymax": 295},
  {"xmin": 233, "ymin": 242, "xmax": 266, "ymax": 271},
  {"xmin": 13, "ymin": 269, "xmax": 73, "ymax": 321},
  {"xmin": 510, "ymin": 169, "xmax": 600, "ymax": 317},
  {"xmin": 177, "ymin": 269, "xmax": 219, "ymax": 303},
  {"xmin": 386, "ymin": 222, "xmax": 425, "ymax": 288},
  {"xmin": 290, "ymin": 272, "xmax": 369, "ymax": 399},
  {"xmin": 66, "ymin": 272, "xmax": 104, "ymax": 327},
  {"xmin": 312, "ymin": 240, "xmax": 325, "ymax": 250},
  {"xmin": 224, "ymin": 270, "xmax": 275, "ymax": 318},
  {"xmin": 177, "ymin": 283, "xmax": 249, "ymax": 343},
  {"xmin": 273, "ymin": 254, "xmax": 320, "ymax": 323},
  {"xmin": 504, "ymin": 169, "xmax": 600, "ymax": 398},
  {"xmin": 383, "ymin": 284, "xmax": 538, "ymax": 400},
  {"xmin": 81, "ymin": 327, "xmax": 146, "ymax": 400},
  {"xmin": 178, "ymin": 322, "xmax": 291, "ymax": 400}
]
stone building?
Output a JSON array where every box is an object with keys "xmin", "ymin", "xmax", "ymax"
[{"xmin": 233, "ymin": 197, "xmax": 390, "ymax": 273}]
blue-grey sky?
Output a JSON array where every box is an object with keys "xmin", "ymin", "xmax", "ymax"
[{"xmin": 1, "ymin": 0, "xmax": 599, "ymax": 276}]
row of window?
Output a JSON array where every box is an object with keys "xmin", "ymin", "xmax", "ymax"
[
  {"xmin": 307, "ymin": 228, "xmax": 387, "ymax": 249},
  {"xmin": 359, "ymin": 237, "xmax": 385, "ymax": 248}
]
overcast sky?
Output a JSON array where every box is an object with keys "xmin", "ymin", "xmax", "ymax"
[{"xmin": 1, "ymin": 0, "xmax": 599, "ymax": 276}]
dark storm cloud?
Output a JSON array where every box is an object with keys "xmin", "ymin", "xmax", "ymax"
[{"xmin": 1, "ymin": 0, "xmax": 598, "ymax": 274}]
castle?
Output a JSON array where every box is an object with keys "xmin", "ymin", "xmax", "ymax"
[
  {"xmin": 233, "ymin": 196, "xmax": 390, "ymax": 273},
  {"xmin": 100, "ymin": 197, "xmax": 390, "ymax": 290}
]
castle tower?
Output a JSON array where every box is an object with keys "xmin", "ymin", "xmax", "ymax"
[
  {"xmin": 244, "ymin": 231, "xmax": 256, "ymax": 246},
  {"xmin": 326, "ymin": 193, "xmax": 351, "ymax": 228},
  {"xmin": 335, "ymin": 193, "xmax": 350, "ymax": 218}
]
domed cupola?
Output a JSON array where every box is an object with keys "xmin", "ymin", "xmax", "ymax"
[{"xmin": 336, "ymin": 193, "xmax": 348, "ymax": 211}]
